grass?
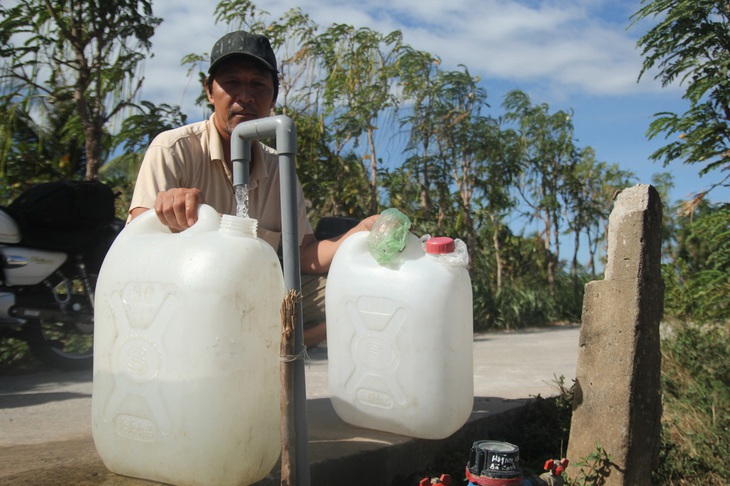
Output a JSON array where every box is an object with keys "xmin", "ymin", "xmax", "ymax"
[{"xmin": 653, "ymin": 320, "xmax": 730, "ymax": 485}]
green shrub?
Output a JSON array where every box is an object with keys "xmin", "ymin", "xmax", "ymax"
[
  {"xmin": 0, "ymin": 338, "xmax": 35, "ymax": 373},
  {"xmin": 654, "ymin": 321, "xmax": 730, "ymax": 485},
  {"xmin": 663, "ymin": 204, "xmax": 729, "ymax": 324},
  {"xmin": 493, "ymin": 286, "xmax": 552, "ymax": 329}
]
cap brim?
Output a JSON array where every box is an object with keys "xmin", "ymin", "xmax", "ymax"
[{"xmin": 208, "ymin": 53, "xmax": 276, "ymax": 74}]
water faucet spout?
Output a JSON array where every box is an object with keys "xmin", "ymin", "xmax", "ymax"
[
  {"xmin": 232, "ymin": 140, "xmax": 250, "ymax": 189},
  {"xmin": 231, "ymin": 115, "xmax": 296, "ymax": 188}
]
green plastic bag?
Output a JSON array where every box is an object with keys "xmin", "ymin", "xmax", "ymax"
[{"xmin": 367, "ymin": 208, "xmax": 411, "ymax": 264}]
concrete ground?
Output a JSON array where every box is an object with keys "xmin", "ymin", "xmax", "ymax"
[{"xmin": 0, "ymin": 325, "xmax": 580, "ymax": 485}]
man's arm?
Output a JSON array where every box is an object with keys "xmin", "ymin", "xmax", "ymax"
[{"xmin": 299, "ymin": 215, "xmax": 378, "ymax": 274}]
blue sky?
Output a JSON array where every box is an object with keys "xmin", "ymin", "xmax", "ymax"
[{"xmin": 140, "ymin": 0, "xmax": 728, "ymax": 209}]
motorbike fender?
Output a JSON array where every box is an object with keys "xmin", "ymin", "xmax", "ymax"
[{"xmin": 0, "ymin": 247, "xmax": 67, "ymax": 286}]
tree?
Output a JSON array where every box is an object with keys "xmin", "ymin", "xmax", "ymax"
[
  {"xmin": 398, "ymin": 47, "xmax": 443, "ymax": 226},
  {"xmin": 651, "ymin": 171, "xmax": 679, "ymax": 264},
  {"xmin": 430, "ymin": 67, "xmax": 491, "ymax": 265},
  {"xmin": 632, "ymin": 0, "xmax": 730, "ymax": 198},
  {"xmin": 266, "ymin": 8, "xmax": 321, "ymax": 115},
  {"xmin": 288, "ymin": 110, "xmax": 371, "ymax": 221},
  {"xmin": 562, "ymin": 147, "xmax": 599, "ymax": 288},
  {"xmin": 0, "ymin": 0, "xmax": 161, "ymax": 180},
  {"xmin": 503, "ymin": 90, "xmax": 577, "ymax": 296},
  {"xmin": 476, "ymin": 124, "xmax": 521, "ymax": 289},
  {"xmin": 0, "ymin": 92, "xmax": 84, "ymax": 191},
  {"xmin": 663, "ymin": 202, "xmax": 730, "ymax": 322},
  {"xmin": 311, "ymin": 25, "xmax": 405, "ymax": 214}
]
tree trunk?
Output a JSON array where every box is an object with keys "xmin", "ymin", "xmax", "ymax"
[
  {"xmin": 84, "ymin": 123, "xmax": 102, "ymax": 180},
  {"xmin": 490, "ymin": 213, "xmax": 503, "ymax": 290},
  {"xmin": 367, "ymin": 127, "xmax": 378, "ymax": 214},
  {"xmin": 463, "ymin": 205, "xmax": 475, "ymax": 273},
  {"xmin": 572, "ymin": 227, "xmax": 580, "ymax": 299},
  {"xmin": 585, "ymin": 225, "xmax": 596, "ymax": 279},
  {"xmin": 543, "ymin": 210, "xmax": 556, "ymax": 297},
  {"xmin": 420, "ymin": 143, "xmax": 430, "ymax": 213},
  {"xmin": 549, "ymin": 208, "xmax": 560, "ymax": 297}
]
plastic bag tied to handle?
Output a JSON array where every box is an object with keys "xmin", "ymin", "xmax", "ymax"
[{"xmin": 367, "ymin": 208, "xmax": 412, "ymax": 264}]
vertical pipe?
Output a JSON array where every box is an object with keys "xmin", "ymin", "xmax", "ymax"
[
  {"xmin": 231, "ymin": 116, "xmax": 310, "ymax": 485},
  {"xmin": 231, "ymin": 139, "xmax": 250, "ymax": 188}
]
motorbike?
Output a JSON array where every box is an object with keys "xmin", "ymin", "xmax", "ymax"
[{"xmin": 0, "ymin": 180, "xmax": 124, "ymax": 371}]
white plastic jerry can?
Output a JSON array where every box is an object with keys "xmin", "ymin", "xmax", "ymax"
[
  {"xmin": 92, "ymin": 205, "xmax": 285, "ymax": 486},
  {"xmin": 325, "ymin": 232, "xmax": 474, "ymax": 439}
]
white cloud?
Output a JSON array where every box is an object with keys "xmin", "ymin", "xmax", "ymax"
[
  {"xmin": 139, "ymin": 0, "xmax": 670, "ymax": 119},
  {"xmin": 374, "ymin": 0, "xmax": 653, "ymax": 96}
]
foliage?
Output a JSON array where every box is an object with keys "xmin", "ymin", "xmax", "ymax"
[
  {"xmin": 0, "ymin": 0, "xmax": 161, "ymax": 180},
  {"xmin": 565, "ymin": 444, "xmax": 615, "ymax": 486},
  {"xmin": 0, "ymin": 100, "xmax": 82, "ymax": 194},
  {"xmin": 632, "ymin": 0, "xmax": 730, "ymax": 194},
  {"xmin": 470, "ymin": 223, "xmax": 587, "ymax": 331},
  {"xmin": 503, "ymin": 90, "xmax": 579, "ymax": 297},
  {"xmin": 309, "ymin": 24, "xmax": 405, "ymax": 214},
  {"xmin": 635, "ymin": 10, "xmax": 730, "ymax": 477},
  {"xmin": 663, "ymin": 203, "xmax": 730, "ymax": 322},
  {"xmin": 0, "ymin": 338, "xmax": 33, "ymax": 373},
  {"xmin": 551, "ymin": 273, "xmax": 588, "ymax": 324},
  {"xmin": 654, "ymin": 321, "xmax": 730, "ymax": 485},
  {"xmin": 473, "ymin": 276, "xmax": 585, "ymax": 332},
  {"xmin": 287, "ymin": 109, "xmax": 371, "ymax": 221},
  {"xmin": 428, "ymin": 68, "xmax": 493, "ymax": 264},
  {"xmin": 492, "ymin": 286, "xmax": 553, "ymax": 330},
  {"xmin": 566, "ymin": 152, "xmax": 635, "ymax": 280}
]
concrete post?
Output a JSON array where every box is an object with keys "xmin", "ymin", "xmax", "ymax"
[{"xmin": 567, "ymin": 184, "xmax": 664, "ymax": 485}]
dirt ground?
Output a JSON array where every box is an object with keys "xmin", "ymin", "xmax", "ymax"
[
  {"xmin": 3, "ymin": 439, "xmax": 102, "ymax": 485},
  {"xmin": 0, "ymin": 366, "xmax": 157, "ymax": 485},
  {"xmin": 0, "ymin": 437, "xmax": 157, "ymax": 485}
]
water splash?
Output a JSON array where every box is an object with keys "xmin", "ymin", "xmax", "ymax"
[{"xmin": 235, "ymin": 184, "xmax": 249, "ymax": 219}]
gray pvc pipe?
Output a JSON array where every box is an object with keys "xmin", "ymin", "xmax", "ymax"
[{"xmin": 231, "ymin": 115, "xmax": 310, "ymax": 485}]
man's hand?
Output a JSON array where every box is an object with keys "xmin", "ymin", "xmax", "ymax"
[
  {"xmin": 153, "ymin": 188, "xmax": 204, "ymax": 231},
  {"xmin": 357, "ymin": 214, "xmax": 379, "ymax": 232}
]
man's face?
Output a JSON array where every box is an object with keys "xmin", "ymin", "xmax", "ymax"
[{"xmin": 207, "ymin": 57, "xmax": 276, "ymax": 139}]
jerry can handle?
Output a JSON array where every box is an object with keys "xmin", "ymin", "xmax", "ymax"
[{"xmin": 123, "ymin": 203, "xmax": 221, "ymax": 236}]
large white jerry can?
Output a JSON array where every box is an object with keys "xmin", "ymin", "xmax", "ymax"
[
  {"xmin": 92, "ymin": 205, "xmax": 285, "ymax": 486},
  {"xmin": 326, "ymin": 232, "xmax": 474, "ymax": 439}
]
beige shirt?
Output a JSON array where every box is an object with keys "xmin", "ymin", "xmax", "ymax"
[{"xmin": 129, "ymin": 114, "xmax": 313, "ymax": 250}]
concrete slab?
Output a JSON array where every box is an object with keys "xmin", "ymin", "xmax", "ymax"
[{"xmin": 0, "ymin": 325, "xmax": 580, "ymax": 485}]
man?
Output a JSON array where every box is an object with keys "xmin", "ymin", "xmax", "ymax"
[{"xmin": 128, "ymin": 30, "xmax": 376, "ymax": 346}]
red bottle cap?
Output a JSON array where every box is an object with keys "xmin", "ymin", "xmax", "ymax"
[{"xmin": 426, "ymin": 237, "xmax": 455, "ymax": 254}]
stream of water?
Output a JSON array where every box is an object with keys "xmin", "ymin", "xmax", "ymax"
[{"xmin": 235, "ymin": 184, "xmax": 249, "ymax": 219}]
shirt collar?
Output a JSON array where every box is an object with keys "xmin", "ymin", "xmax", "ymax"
[
  {"xmin": 207, "ymin": 114, "xmax": 270, "ymax": 189},
  {"xmin": 207, "ymin": 114, "xmax": 226, "ymax": 164}
]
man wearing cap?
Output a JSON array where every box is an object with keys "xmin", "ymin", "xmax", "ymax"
[{"xmin": 128, "ymin": 30, "xmax": 376, "ymax": 346}]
